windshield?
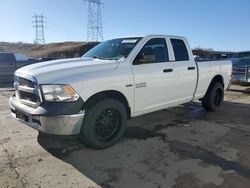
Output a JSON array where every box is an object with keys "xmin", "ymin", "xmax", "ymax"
[{"xmin": 82, "ymin": 37, "xmax": 142, "ymax": 60}]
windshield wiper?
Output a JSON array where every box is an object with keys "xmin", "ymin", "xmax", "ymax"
[
  {"xmin": 92, "ymin": 56, "xmax": 118, "ymax": 61},
  {"xmin": 92, "ymin": 56, "xmax": 106, "ymax": 60},
  {"xmin": 113, "ymin": 56, "xmax": 125, "ymax": 61}
]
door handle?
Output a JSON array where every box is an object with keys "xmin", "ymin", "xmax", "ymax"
[
  {"xmin": 187, "ymin": 67, "xmax": 195, "ymax": 70},
  {"xmin": 163, "ymin": 69, "xmax": 173, "ymax": 73}
]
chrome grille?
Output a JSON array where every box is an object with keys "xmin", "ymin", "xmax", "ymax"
[
  {"xmin": 15, "ymin": 75, "xmax": 41, "ymax": 108},
  {"xmin": 19, "ymin": 91, "xmax": 38, "ymax": 103},
  {"xmin": 19, "ymin": 77, "xmax": 34, "ymax": 88}
]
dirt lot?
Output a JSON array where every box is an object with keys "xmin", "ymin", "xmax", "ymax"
[{"xmin": 0, "ymin": 85, "xmax": 250, "ymax": 188}]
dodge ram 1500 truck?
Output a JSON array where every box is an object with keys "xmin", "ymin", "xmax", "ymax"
[{"xmin": 9, "ymin": 35, "xmax": 232, "ymax": 148}]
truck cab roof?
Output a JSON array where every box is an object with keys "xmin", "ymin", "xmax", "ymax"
[{"xmin": 111, "ymin": 34, "xmax": 187, "ymax": 40}]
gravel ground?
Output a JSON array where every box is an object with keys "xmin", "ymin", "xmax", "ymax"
[{"xmin": 0, "ymin": 85, "xmax": 249, "ymax": 188}]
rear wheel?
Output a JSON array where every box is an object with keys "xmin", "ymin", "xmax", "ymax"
[
  {"xmin": 80, "ymin": 98, "xmax": 127, "ymax": 149},
  {"xmin": 202, "ymin": 82, "xmax": 224, "ymax": 112}
]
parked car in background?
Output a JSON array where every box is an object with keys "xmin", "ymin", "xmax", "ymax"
[
  {"xmin": 232, "ymin": 51, "xmax": 250, "ymax": 58},
  {"xmin": 0, "ymin": 52, "xmax": 42, "ymax": 85},
  {"xmin": 231, "ymin": 51, "xmax": 250, "ymax": 66},
  {"xmin": 232, "ymin": 58, "xmax": 250, "ymax": 84},
  {"xmin": 14, "ymin": 53, "xmax": 28, "ymax": 61},
  {"xmin": 0, "ymin": 53, "xmax": 18, "ymax": 84},
  {"xmin": 38, "ymin": 57, "xmax": 53, "ymax": 61},
  {"xmin": 203, "ymin": 52, "xmax": 234, "ymax": 61}
]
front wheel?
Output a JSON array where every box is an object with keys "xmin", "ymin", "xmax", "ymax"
[
  {"xmin": 202, "ymin": 82, "xmax": 224, "ymax": 112},
  {"xmin": 80, "ymin": 98, "xmax": 127, "ymax": 149}
]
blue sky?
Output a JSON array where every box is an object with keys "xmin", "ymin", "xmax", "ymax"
[{"xmin": 0, "ymin": 0, "xmax": 249, "ymax": 51}]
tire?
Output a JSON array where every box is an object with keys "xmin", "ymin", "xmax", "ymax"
[
  {"xmin": 80, "ymin": 98, "xmax": 127, "ymax": 149},
  {"xmin": 202, "ymin": 82, "xmax": 224, "ymax": 112}
]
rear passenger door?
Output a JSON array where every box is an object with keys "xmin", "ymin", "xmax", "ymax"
[{"xmin": 169, "ymin": 38, "xmax": 197, "ymax": 101}]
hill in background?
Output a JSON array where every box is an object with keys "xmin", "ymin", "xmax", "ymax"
[{"xmin": 0, "ymin": 41, "xmax": 99, "ymax": 59}]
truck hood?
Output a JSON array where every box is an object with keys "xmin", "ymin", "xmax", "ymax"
[{"xmin": 16, "ymin": 57, "xmax": 118, "ymax": 84}]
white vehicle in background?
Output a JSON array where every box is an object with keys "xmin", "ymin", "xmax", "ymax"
[
  {"xmin": 9, "ymin": 35, "xmax": 232, "ymax": 148},
  {"xmin": 231, "ymin": 51, "xmax": 250, "ymax": 84},
  {"xmin": 232, "ymin": 58, "xmax": 250, "ymax": 84},
  {"xmin": 231, "ymin": 51, "xmax": 250, "ymax": 66}
]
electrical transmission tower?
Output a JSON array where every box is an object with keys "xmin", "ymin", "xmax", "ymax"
[
  {"xmin": 32, "ymin": 14, "xmax": 46, "ymax": 44},
  {"xmin": 83, "ymin": 0, "xmax": 104, "ymax": 42}
]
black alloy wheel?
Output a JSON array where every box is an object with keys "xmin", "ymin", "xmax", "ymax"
[
  {"xmin": 80, "ymin": 98, "xmax": 127, "ymax": 149},
  {"xmin": 95, "ymin": 108, "xmax": 121, "ymax": 141}
]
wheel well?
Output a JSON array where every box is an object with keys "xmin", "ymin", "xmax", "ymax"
[
  {"xmin": 82, "ymin": 90, "xmax": 131, "ymax": 118},
  {"xmin": 211, "ymin": 75, "xmax": 224, "ymax": 87},
  {"xmin": 200, "ymin": 75, "xmax": 224, "ymax": 101}
]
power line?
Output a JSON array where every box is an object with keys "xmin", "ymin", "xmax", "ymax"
[
  {"xmin": 83, "ymin": 0, "xmax": 104, "ymax": 42},
  {"xmin": 32, "ymin": 14, "xmax": 46, "ymax": 44}
]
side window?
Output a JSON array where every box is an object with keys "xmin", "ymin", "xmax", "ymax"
[
  {"xmin": 170, "ymin": 39, "xmax": 189, "ymax": 61},
  {"xmin": 134, "ymin": 38, "xmax": 169, "ymax": 65}
]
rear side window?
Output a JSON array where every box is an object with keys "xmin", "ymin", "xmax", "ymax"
[{"xmin": 170, "ymin": 39, "xmax": 189, "ymax": 61}]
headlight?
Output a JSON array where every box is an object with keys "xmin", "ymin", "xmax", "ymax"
[{"xmin": 41, "ymin": 85, "xmax": 79, "ymax": 102}]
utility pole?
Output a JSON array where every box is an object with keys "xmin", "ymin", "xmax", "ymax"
[
  {"xmin": 32, "ymin": 14, "xmax": 46, "ymax": 44},
  {"xmin": 83, "ymin": 0, "xmax": 104, "ymax": 42}
]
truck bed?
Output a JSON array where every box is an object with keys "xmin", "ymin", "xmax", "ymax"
[{"xmin": 194, "ymin": 60, "xmax": 232, "ymax": 99}]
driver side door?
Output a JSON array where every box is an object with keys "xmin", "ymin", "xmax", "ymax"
[{"xmin": 132, "ymin": 38, "xmax": 177, "ymax": 115}]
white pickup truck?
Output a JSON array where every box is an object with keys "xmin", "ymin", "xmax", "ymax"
[{"xmin": 9, "ymin": 35, "xmax": 232, "ymax": 148}]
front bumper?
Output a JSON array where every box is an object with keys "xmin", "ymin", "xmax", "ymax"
[{"xmin": 9, "ymin": 95, "xmax": 85, "ymax": 135}]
